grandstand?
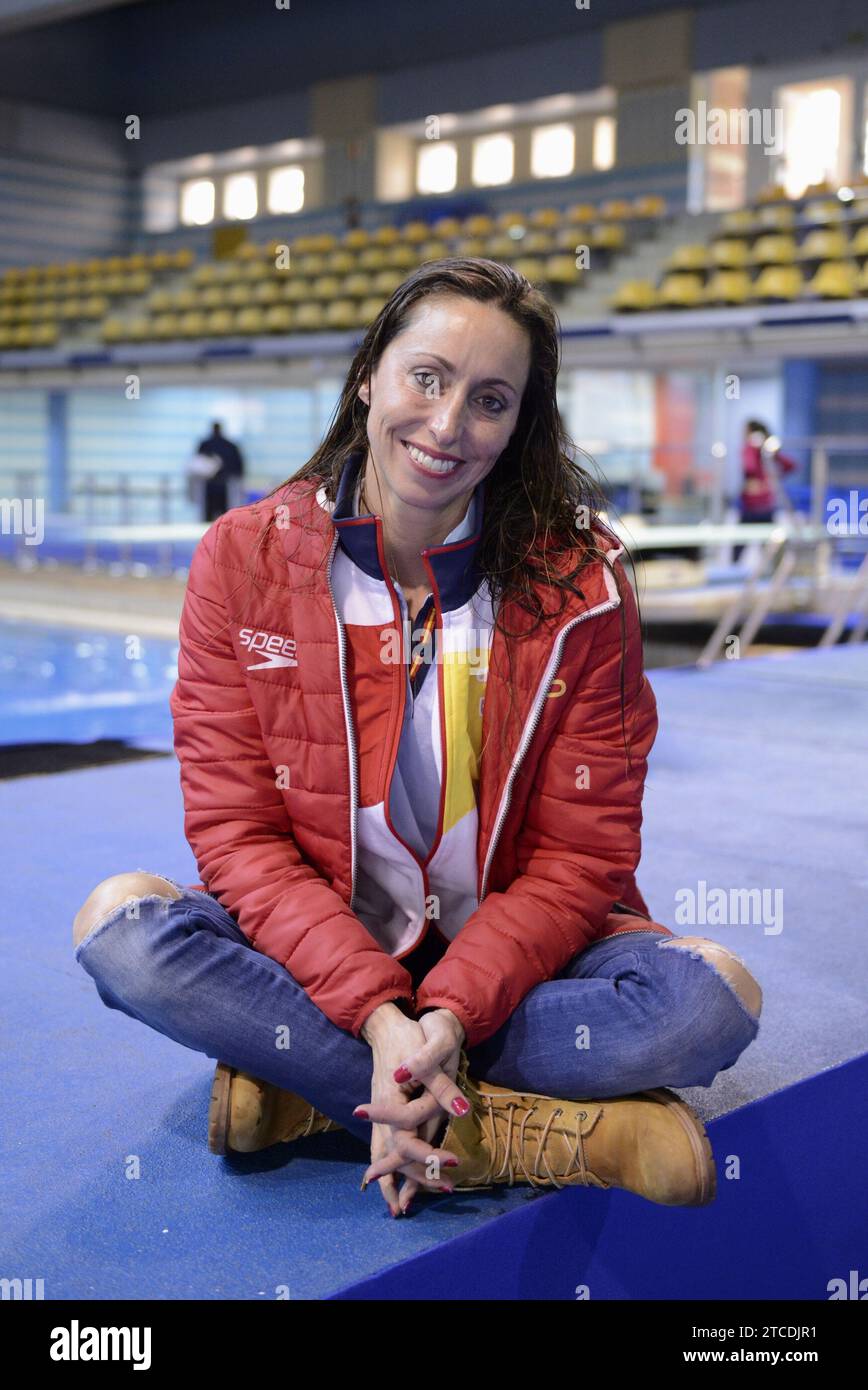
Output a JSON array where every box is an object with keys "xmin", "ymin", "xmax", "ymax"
[{"xmin": 1, "ymin": 0, "xmax": 866, "ymax": 1322}]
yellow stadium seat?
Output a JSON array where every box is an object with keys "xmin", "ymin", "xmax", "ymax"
[
  {"xmin": 233, "ymin": 307, "xmax": 266, "ymax": 334},
  {"xmin": 529, "ymin": 208, "xmax": 561, "ymax": 228},
  {"xmin": 251, "ymin": 281, "xmax": 281, "ymax": 305},
  {"xmin": 170, "ymin": 249, "xmax": 194, "ymax": 269},
  {"xmin": 521, "ymin": 232, "xmax": 556, "ymax": 255},
  {"xmin": 101, "ymin": 317, "xmax": 126, "ymax": 342},
  {"xmin": 656, "ymin": 272, "xmax": 703, "ymax": 308},
  {"xmin": 850, "ymin": 225, "xmax": 868, "ymax": 257},
  {"xmin": 177, "ymin": 310, "xmax": 208, "ymax": 337},
  {"xmin": 292, "ymin": 302, "xmax": 326, "ymax": 331},
  {"xmin": 341, "ymin": 229, "xmax": 370, "ymax": 250},
  {"xmin": 124, "ymin": 317, "xmax": 150, "ymax": 341},
  {"xmin": 703, "ymin": 270, "xmax": 751, "ymax": 305},
  {"xmin": 750, "ymin": 265, "xmax": 803, "ymax": 301},
  {"xmin": 324, "ymin": 299, "xmax": 357, "ymax": 329},
  {"xmin": 493, "ymin": 212, "xmax": 525, "ymax": 233},
  {"xmin": 372, "ymin": 226, "xmax": 401, "ymax": 246},
  {"xmin": 371, "ymin": 269, "xmax": 405, "ymax": 295},
  {"xmin": 401, "ymin": 221, "xmax": 431, "ymax": 243},
  {"xmin": 721, "ymin": 209, "xmax": 756, "ymax": 235},
  {"xmin": 510, "ymin": 257, "xmax": 546, "ymax": 284},
  {"xmin": 709, "ymin": 238, "xmax": 749, "ymax": 268},
  {"xmin": 127, "ymin": 254, "xmax": 149, "ymax": 272},
  {"xmin": 296, "ymin": 253, "xmax": 328, "ymax": 276},
  {"xmin": 149, "ymin": 313, "xmax": 181, "ymax": 340},
  {"xmin": 756, "ymin": 182, "xmax": 788, "ymax": 204},
  {"xmin": 341, "ymin": 273, "xmax": 372, "ymax": 298},
  {"xmin": 599, "ymin": 200, "xmax": 632, "ymax": 221},
  {"xmin": 632, "ymin": 195, "xmax": 666, "ymax": 218},
  {"xmin": 32, "ymin": 321, "xmax": 59, "ymax": 346},
  {"xmin": 801, "ymin": 180, "xmax": 834, "ymax": 199},
  {"xmin": 798, "ymin": 229, "xmax": 848, "ymax": 260},
  {"xmin": 418, "ymin": 240, "xmax": 450, "ymax": 262},
  {"xmin": 263, "ymin": 304, "xmax": 294, "ymax": 332},
  {"xmin": 202, "ymin": 309, "xmax": 235, "ymax": 336},
  {"xmin": 310, "ymin": 234, "xmax": 337, "ymax": 253},
  {"xmin": 749, "ymin": 234, "xmax": 797, "ymax": 265},
  {"xmin": 755, "ymin": 203, "xmax": 795, "ymax": 231},
  {"xmin": 383, "ymin": 244, "xmax": 418, "ymax": 269},
  {"xmin": 280, "ymin": 278, "xmax": 312, "ymax": 303},
  {"xmin": 224, "ymin": 283, "xmax": 252, "ymax": 307},
  {"xmin": 666, "ymin": 244, "xmax": 709, "ymax": 272},
  {"xmin": 12, "ymin": 325, "xmax": 34, "ymax": 347},
  {"xmin": 611, "ymin": 279, "xmax": 657, "ymax": 311},
  {"xmin": 454, "ymin": 238, "xmax": 488, "ymax": 258},
  {"xmin": 805, "ymin": 260, "xmax": 858, "ymax": 299},
  {"xmin": 358, "ymin": 247, "xmax": 389, "ymax": 270},
  {"xmin": 544, "ymin": 254, "xmax": 582, "ymax": 286},
  {"xmin": 857, "ymin": 261, "xmax": 868, "ymax": 295},
  {"xmin": 81, "ymin": 296, "xmax": 109, "ymax": 318},
  {"xmin": 431, "ymin": 217, "xmax": 462, "ymax": 238},
  {"xmin": 196, "ymin": 285, "xmax": 227, "ymax": 309},
  {"xmin": 485, "ymin": 235, "xmax": 521, "ymax": 259},
  {"xmin": 58, "ymin": 299, "xmax": 84, "ymax": 320},
  {"xmin": 310, "ymin": 275, "xmax": 342, "ymax": 300},
  {"xmin": 565, "ymin": 204, "xmax": 597, "ymax": 224},
  {"xmin": 148, "ymin": 289, "xmax": 175, "ymax": 312},
  {"xmin": 171, "ymin": 288, "xmax": 199, "ymax": 311},
  {"xmin": 802, "ymin": 199, "xmax": 844, "ymax": 225},
  {"xmin": 192, "ymin": 264, "xmax": 221, "ymax": 285},
  {"xmin": 324, "ymin": 251, "xmax": 356, "ymax": 275},
  {"xmin": 463, "ymin": 215, "xmax": 495, "ymax": 236},
  {"xmin": 589, "ymin": 224, "xmax": 626, "ymax": 251},
  {"xmin": 357, "ymin": 296, "xmax": 387, "ymax": 325}
]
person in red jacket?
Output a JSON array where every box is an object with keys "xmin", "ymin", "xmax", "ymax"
[
  {"xmin": 72, "ymin": 258, "xmax": 763, "ymax": 1217},
  {"xmin": 739, "ymin": 418, "xmax": 797, "ymax": 523}
]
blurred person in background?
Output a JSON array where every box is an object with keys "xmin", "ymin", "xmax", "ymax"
[
  {"xmin": 740, "ymin": 418, "xmax": 797, "ymax": 525},
  {"xmin": 190, "ymin": 421, "xmax": 246, "ymax": 521}
]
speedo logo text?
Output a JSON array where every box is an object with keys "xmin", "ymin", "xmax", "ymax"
[{"xmin": 238, "ymin": 627, "xmax": 299, "ymax": 670}]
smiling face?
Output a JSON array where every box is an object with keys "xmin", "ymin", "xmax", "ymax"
[{"xmin": 356, "ymin": 294, "xmax": 532, "ymax": 524}]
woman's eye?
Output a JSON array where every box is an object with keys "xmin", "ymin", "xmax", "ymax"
[
  {"xmin": 480, "ymin": 396, "xmax": 505, "ymax": 414},
  {"xmin": 413, "ymin": 370, "xmax": 438, "ymax": 391}
]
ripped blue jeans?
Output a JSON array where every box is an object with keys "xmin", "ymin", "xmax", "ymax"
[{"xmin": 74, "ymin": 872, "xmax": 761, "ymax": 1149}]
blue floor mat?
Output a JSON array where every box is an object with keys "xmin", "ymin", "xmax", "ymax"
[{"xmin": 1, "ymin": 645, "xmax": 866, "ymax": 1297}]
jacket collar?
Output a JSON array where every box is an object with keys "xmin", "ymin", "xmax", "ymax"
[{"xmin": 330, "ymin": 449, "xmax": 486, "ymax": 613}]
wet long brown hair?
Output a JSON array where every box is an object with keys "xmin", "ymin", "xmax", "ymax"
[{"xmin": 242, "ymin": 257, "xmax": 642, "ymax": 768}]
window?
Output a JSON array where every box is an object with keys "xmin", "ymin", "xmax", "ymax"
[
  {"xmin": 531, "ymin": 124, "xmax": 575, "ymax": 178},
  {"xmin": 416, "ymin": 141, "xmax": 457, "ymax": 194},
  {"xmin": 267, "ymin": 165, "xmax": 305, "ymax": 214},
  {"xmin": 223, "ymin": 172, "xmax": 258, "ymax": 220},
  {"xmin": 592, "ymin": 116, "xmax": 616, "ymax": 171},
  {"xmin": 472, "ymin": 132, "xmax": 514, "ymax": 186},
  {"xmin": 180, "ymin": 178, "xmax": 215, "ymax": 226}
]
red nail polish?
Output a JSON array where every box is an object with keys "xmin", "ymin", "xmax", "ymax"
[
  {"xmin": 439, "ymin": 1184, "xmax": 453, "ymax": 1193},
  {"xmin": 451, "ymin": 1096, "xmax": 470, "ymax": 1116},
  {"xmin": 444, "ymin": 1158, "xmax": 459, "ymax": 1167},
  {"xmin": 394, "ymin": 1066, "xmax": 412, "ymax": 1082},
  {"xmin": 354, "ymin": 1108, "xmax": 369, "ymax": 1119}
]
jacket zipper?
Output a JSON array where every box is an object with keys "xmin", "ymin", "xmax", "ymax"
[
  {"xmin": 479, "ymin": 595, "xmax": 621, "ymax": 903},
  {"xmin": 327, "ymin": 531, "xmax": 360, "ymax": 909}
]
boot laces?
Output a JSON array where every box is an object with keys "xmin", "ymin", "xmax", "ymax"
[{"xmin": 480, "ymin": 1096, "xmax": 610, "ymax": 1190}]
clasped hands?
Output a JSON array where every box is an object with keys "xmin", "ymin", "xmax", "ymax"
[{"xmin": 356, "ymin": 1002, "xmax": 470, "ymax": 1216}]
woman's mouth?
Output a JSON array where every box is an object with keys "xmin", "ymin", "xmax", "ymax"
[{"xmin": 401, "ymin": 439, "xmax": 463, "ymax": 478}]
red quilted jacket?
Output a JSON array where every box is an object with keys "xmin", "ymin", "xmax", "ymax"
[{"xmin": 170, "ymin": 469, "xmax": 668, "ymax": 1049}]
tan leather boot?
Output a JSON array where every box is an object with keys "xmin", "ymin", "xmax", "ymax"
[
  {"xmin": 438, "ymin": 1051, "xmax": 716, "ymax": 1206},
  {"xmin": 208, "ymin": 1062, "xmax": 343, "ymax": 1155}
]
